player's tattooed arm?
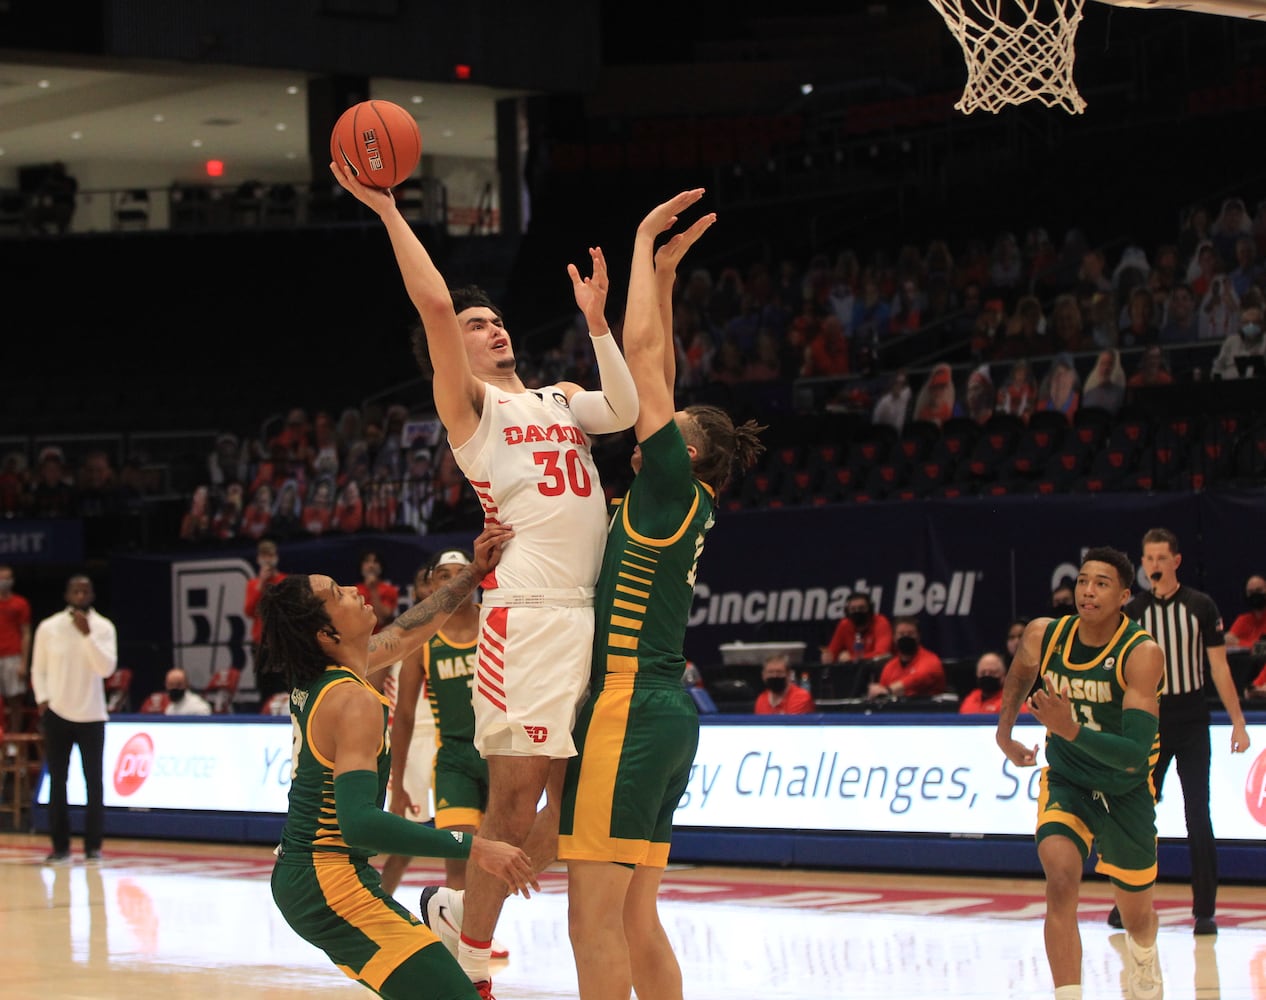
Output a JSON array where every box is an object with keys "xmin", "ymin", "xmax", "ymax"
[{"xmin": 365, "ymin": 523, "xmax": 511, "ymax": 673}]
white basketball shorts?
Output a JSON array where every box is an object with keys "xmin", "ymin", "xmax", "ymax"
[{"xmin": 473, "ymin": 604, "xmax": 593, "ymax": 758}]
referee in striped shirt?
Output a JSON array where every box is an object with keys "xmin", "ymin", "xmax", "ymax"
[{"xmin": 1111, "ymin": 527, "xmax": 1251, "ymax": 936}]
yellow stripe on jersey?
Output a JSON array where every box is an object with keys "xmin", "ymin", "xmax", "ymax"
[
  {"xmin": 614, "ymin": 598, "xmax": 647, "ymax": 614},
  {"xmin": 1062, "ymin": 614, "xmax": 1132, "ymax": 671},
  {"xmin": 609, "ymin": 633, "xmax": 638, "ymax": 650},
  {"xmin": 616, "ymin": 583, "xmax": 650, "ymax": 599},
  {"xmin": 607, "ymin": 654, "xmax": 639, "ymax": 673},
  {"xmin": 1114, "ymin": 631, "xmax": 1150, "ymax": 692},
  {"xmin": 618, "ymin": 570, "xmax": 653, "ymax": 587},
  {"xmin": 314, "ymin": 779, "xmax": 344, "ymax": 846},
  {"xmin": 620, "ymin": 486, "xmax": 700, "ymax": 548},
  {"xmin": 611, "ymin": 615, "xmax": 643, "ymax": 630},
  {"xmin": 305, "ymin": 672, "xmax": 362, "ymax": 770}
]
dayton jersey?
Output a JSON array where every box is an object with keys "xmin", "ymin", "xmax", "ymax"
[
  {"xmin": 425, "ymin": 630, "xmax": 478, "ymax": 744},
  {"xmin": 1039, "ymin": 614, "xmax": 1160, "ymax": 796},
  {"xmin": 593, "ymin": 421, "xmax": 714, "ymax": 689},
  {"xmin": 452, "ymin": 383, "xmax": 607, "ymax": 591},
  {"xmin": 278, "ymin": 666, "xmax": 390, "ymax": 859}
]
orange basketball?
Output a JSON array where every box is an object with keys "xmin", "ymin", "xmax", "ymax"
[{"xmin": 330, "ymin": 100, "xmax": 422, "ymax": 189}]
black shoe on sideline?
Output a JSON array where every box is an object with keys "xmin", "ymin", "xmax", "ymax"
[
  {"xmin": 1194, "ymin": 916, "xmax": 1218, "ymax": 936},
  {"xmin": 1107, "ymin": 905, "xmax": 1123, "ymax": 928}
]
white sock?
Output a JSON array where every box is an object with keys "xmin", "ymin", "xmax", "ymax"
[
  {"xmin": 458, "ymin": 936, "xmax": 492, "ymax": 983},
  {"xmin": 1054, "ymin": 986, "xmax": 1082, "ymax": 1000},
  {"xmin": 1127, "ymin": 935, "xmax": 1157, "ymax": 962}
]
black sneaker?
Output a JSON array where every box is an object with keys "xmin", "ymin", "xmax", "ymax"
[
  {"xmin": 84, "ymin": 850, "xmax": 102, "ymax": 863},
  {"xmin": 1107, "ymin": 904, "xmax": 1123, "ymax": 928},
  {"xmin": 43, "ymin": 851, "xmax": 71, "ymax": 865},
  {"xmin": 1194, "ymin": 916, "xmax": 1218, "ymax": 936}
]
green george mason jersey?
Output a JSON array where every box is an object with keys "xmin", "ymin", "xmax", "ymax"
[
  {"xmin": 424, "ymin": 629, "xmax": 477, "ymax": 744},
  {"xmin": 278, "ymin": 665, "xmax": 391, "ymax": 859},
  {"xmin": 593, "ymin": 420, "xmax": 714, "ymax": 689},
  {"xmin": 1039, "ymin": 613, "xmax": 1160, "ymax": 796}
]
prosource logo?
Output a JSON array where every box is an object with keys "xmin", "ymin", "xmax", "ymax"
[{"xmin": 114, "ymin": 732, "xmax": 155, "ymax": 796}]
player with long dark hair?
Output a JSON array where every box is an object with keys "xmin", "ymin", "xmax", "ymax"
[{"xmin": 263, "ymin": 524, "xmax": 538, "ymax": 1000}]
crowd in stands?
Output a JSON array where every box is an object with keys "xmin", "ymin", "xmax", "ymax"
[
  {"xmin": 4, "ymin": 194, "xmax": 1266, "ymax": 548},
  {"xmin": 168, "ymin": 403, "xmax": 486, "ymax": 544}
]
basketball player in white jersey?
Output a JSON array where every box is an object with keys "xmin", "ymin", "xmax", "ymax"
[{"xmin": 332, "ymin": 161, "xmax": 639, "ymax": 998}]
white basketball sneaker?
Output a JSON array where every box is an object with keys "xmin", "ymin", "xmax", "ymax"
[
  {"xmin": 419, "ymin": 885, "xmax": 463, "ymax": 957},
  {"xmin": 1125, "ymin": 934, "xmax": 1162, "ymax": 1000},
  {"xmin": 491, "ymin": 936, "xmax": 509, "ymax": 960}
]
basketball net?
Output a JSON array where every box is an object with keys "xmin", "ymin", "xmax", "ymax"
[{"xmin": 927, "ymin": 0, "xmax": 1089, "ymax": 115}]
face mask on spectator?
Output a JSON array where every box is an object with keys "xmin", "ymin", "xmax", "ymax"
[
  {"xmin": 978, "ymin": 675, "xmax": 1003, "ymax": 695},
  {"xmin": 848, "ymin": 610, "xmax": 870, "ymax": 627},
  {"xmin": 168, "ymin": 688, "xmax": 187, "ymax": 704},
  {"xmin": 1248, "ymin": 592, "xmax": 1266, "ymax": 611},
  {"xmin": 763, "ymin": 676, "xmax": 788, "ymax": 694},
  {"xmin": 896, "ymin": 635, "xmax": 919, "ymax": 657},
  {"xmin": 1242, "ymin": 322, "xmax": 1263, "ymax": 339}
]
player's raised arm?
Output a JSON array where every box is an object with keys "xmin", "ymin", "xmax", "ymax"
[
  {"xmin": 329, "ymin": 162, "xmax": 482, "ymax": 431},
  {"xmin": 563, "ymin": 245, "xmax": 641, "ymax": 434},
  {"xmin": 653, "ymin": 212, "xmax": 713, "ymax": 395},
  {"xmin": 367, "ymin": 524, "xmax": 511, "ymax": 673},
  {"xmin": 626, "ymin": 189, "xmax": 716, "ymax": 440}
]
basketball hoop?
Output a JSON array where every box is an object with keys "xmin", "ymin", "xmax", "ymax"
[{"xmin": 927, "ymin": 0, "xmax": 1089, "ymax": 115}]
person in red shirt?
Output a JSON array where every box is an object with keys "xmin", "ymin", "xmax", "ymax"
[
  {"xmin": 869, "ymin": 616, "xmax": 946, "ymax": 700},
  {"xmin": 822, "ymin": 592, "xmax": 893, "ymax": 665},
  {"xmin": 959, "ymin": 651, "xmax": 1032, "ymax": 715},
  {"xmin": 753, "ymin": 654, "xmax": 816, "ymax": 715},
  {"xmin": 0, "ymin": 563, "xmax": 33, "ymax": 734},
  {"xmin": 356, "ymin": 550, "xmax": 400, "ymax": 634},
  {"xmin": 1225, "ymin": 574, "xmax": 1266, "ymax": 650},
  {"xmin": 243, "ymin": 539, "xmax": 287, "ymax": 697}
]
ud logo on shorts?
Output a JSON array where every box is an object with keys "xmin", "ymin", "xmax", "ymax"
[{"xmin": 523, "ymin": 725, "xmax": 549, "ymax": 744}]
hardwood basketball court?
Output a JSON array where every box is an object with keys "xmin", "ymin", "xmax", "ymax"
[{"xmin": 3, "ymin": 832, "xmax": 1263, "ymax": 999}]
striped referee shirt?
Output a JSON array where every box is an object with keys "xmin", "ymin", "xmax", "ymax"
[{"xmin": 1125, "ymin": 585, "xmax": 1225, "ymax": 696}]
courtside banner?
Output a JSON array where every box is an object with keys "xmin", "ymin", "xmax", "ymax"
[
  {"xmin": 674, "ymin": 720, "xmax": 1266, "ymax": 841},
  {"xmin": 36, "ymin": 718, "xmax": 293, "ymax": 814},
  {"xmin": 36, "ymin": 718, "xmax": 1266, "ymax": 842}
]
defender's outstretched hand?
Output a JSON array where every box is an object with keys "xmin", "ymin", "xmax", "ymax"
[
  {"xmin": 637, "ymin": 188, "xmax": 707, "ymax": 240},
  {"xmin": 655, "ymin": 213, "xmax": 717, "ymax": 275}
]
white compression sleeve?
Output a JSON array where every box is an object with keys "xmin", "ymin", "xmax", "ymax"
[{"xmin": 567, "ymin": 332, "xmax": 640, "ymax": 434}]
